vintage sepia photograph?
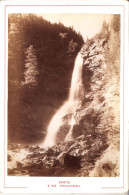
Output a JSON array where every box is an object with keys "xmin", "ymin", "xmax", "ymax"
[{"xmin": 7, "ymin": 13, "xmax": 120, "ymax": 177}]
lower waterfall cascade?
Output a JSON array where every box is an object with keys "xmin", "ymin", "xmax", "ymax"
[{"xmin": 42, "ymin": 52, "xmax": 84, "ymax": 147}]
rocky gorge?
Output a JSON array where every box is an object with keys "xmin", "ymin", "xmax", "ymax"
[{"xmin": 8, "ymin": 15, "xmax": 120, "ymax": 177}]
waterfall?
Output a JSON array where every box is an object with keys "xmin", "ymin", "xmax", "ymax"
[
  {"xmin": 42, "ymin": 52, "xmax": 83, "ymax": 147},
  {"xmin": 69, "ymin": 53, "xmax": 83, "ymax": 102}
]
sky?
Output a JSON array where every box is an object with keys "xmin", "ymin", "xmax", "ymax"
[{"xmin": 38, "ymin": 14, "xmax": 112, "ymax": 41}]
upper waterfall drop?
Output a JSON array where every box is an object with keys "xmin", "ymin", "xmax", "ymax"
[
  {"xmin": 69, "ymin": 52, "xmax": 84, "ymax": 102},
  {"xmin": 41, "ymin": 52, "xmax": 83, "ymax": 148}
]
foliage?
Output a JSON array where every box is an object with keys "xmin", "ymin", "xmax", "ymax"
[
  {"xmin": 8, "ymin": 14, "xmax": 84, "ymax": 142},
  {"xmin": 67, "ymin": 39, "xmax": 78, "ymax": 53},
  {"xmin": 111, "ymin": 15, "xmax": 120, "ymax": 33},
  {"xmin": 21, "ymin": 45, "xmax": 39, "ymax": 87}
]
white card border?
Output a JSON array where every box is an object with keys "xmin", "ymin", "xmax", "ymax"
[{"xmin": 0, "ymin": 0, "xmax": 128, "ymax": 194}]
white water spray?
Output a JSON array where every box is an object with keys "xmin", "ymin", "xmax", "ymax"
[
  {"xmin": 42, "ymin": 52, "xmax": 83, "ymax": 147},
  {"xmin": 69, "ymin": 53, "xmax": 83, "ymax": 102}
]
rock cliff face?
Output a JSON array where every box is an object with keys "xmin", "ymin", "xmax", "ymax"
[
  {"xmin": 55, "ymin": 17, "xmax": 120, "ymax": 176},
  {"xmin": 8, "ymin": 16, "xmax": 120, "ymax": 177}
]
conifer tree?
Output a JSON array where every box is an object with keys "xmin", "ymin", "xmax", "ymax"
[{"xmin": 22, "ymin": 45, "xmax": 39, "ymax": 87}]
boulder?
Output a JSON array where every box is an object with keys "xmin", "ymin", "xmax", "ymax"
[
  {"xmin": 24, "ymin": 145, "xmax": 29, "ymax": 149},
  {"xmin": 76, "ymin": 134, "xmax": 85, "ymax": 141},
  {"xmin": 64, "ymin": 153, "xmax": 81, "ymax": 168},
  {"xmin": 45, "ymin": 148, "xmax": 55, "ymax": 156},
  {"xmin": 16, "ymin": 161, "xmax": 23, "ymax": 168},
  {"xmin": 8, "ymin": 154, "xmax": 12, "ymax": 161},
  {"xmin": 72, "ymin": 124, "xmax": 83, "ymax": 138},
  {"xmin": 57, "ymin": 152, "xmax": 67, "ymax": 166}
]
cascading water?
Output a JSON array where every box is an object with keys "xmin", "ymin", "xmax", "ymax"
[
  {"xmin": 42, "ymin": 52, "xmax": 83, "ymax": 147},
  {"xmin": 68, "ymin": 53, "xmax": 83, "ymax": 102}
]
